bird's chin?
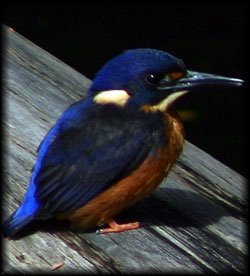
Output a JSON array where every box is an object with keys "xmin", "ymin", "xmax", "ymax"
[{"xmin": 141, "ymin": 90, "xmax": 188, "ymax": 113}]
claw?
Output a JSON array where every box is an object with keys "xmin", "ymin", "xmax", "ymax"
[{"xmin": 97, "ymin": 219, "xmax": 140, "ymax": 234}]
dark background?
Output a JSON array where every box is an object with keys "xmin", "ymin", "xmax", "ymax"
[{"xmin": 2, "ymin": 5, "xmax": 247, "ymax": 177}]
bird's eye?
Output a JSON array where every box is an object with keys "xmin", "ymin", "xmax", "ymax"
[{"xmin": 145, "ymin": 73, "xmax": 162, "ymax": 86}]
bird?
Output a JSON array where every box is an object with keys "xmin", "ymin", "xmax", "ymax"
[{"xmin": 3, "ymin": 48, "xmax": 243, "ymax": 237}]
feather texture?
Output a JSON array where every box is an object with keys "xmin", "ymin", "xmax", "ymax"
[{"xmin": 34, "ymin": 102, "xmax": 168, "ymax": 216}]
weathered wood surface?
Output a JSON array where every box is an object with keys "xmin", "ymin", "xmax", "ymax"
[{"xmin": 2, "ymin": 25, "xmax": 247, "ymax": 273}]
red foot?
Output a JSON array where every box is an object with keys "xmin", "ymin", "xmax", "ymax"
[{"xmin": 97, "ymin": 219, "xmax": 140, "ymax": 234}]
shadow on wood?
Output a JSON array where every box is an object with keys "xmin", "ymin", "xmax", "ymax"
[{"xmin": 7, "ymin": 188, "xmax": 231, "ymax": 240}]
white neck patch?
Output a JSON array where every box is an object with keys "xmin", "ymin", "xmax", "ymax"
[
  {"xmin": 93, "ymin": 90, "xmax": 130, "ymax": 107},
  {"xmin": 93, "ymin": 89, "xmax": 188, "ymax": 111}
]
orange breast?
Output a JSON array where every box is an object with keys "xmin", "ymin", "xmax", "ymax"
[{"xmin": 57, "ymin": 113, "xmax": 184, "ymax": 230}]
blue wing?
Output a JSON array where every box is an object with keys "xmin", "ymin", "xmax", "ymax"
[
  {"xmin": 34, "ymin": 100, "xmax": 154, "ymax": 215},
  {"xmin": 3, "ymin": 99, "xmax": 166, "ymax": 237}
]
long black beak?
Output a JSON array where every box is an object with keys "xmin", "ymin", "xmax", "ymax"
[{"xmin": 157, "ymin": 70, "xmax": 244, "ymax": 92}]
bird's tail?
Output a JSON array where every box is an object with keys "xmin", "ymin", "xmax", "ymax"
[{"xmin": 2, "ymin": 210, "xmax": 34, "ymax": 238}]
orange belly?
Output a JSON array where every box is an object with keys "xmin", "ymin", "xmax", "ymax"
[{"xmin": 57, "ymin": 114, "xmax": 184, "ymax": 230}]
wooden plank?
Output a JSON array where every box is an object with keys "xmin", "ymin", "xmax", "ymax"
[{"xmin": 2, "ymin": 25, "xmax": 247, "ymax": 273}]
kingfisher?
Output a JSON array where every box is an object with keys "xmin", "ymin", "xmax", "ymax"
[{"xmin": 3, "ymin": 48, "xmax": 243, "ymax": 237}]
